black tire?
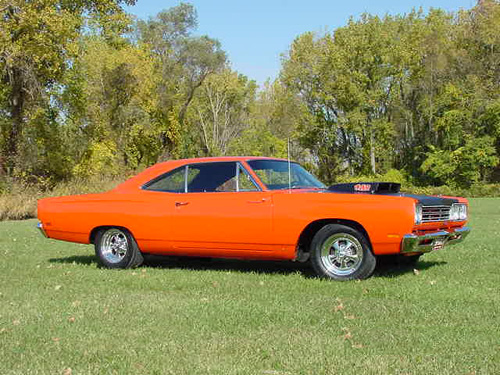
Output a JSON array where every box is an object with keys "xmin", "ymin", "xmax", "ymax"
[
  {"xmin": 310, "ymin": 224, "xmax": 376, "ymax": 281},
  {"xmin": 94, "ymin": 227, "xmax": 144, "ymax": 269}
]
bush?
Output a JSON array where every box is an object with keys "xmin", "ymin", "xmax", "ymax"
[
  {"xmin": 466, "ymin": 183, "xmax": 500, "ymax": 198},
  {"xmin": 409, "ymin": 185, "xmax": 462, "ymax": 197}
]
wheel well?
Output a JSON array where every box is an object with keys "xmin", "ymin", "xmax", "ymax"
[
  {"xmin": 89, "ymin": 226, "xmax": 131, "ymax": 244},
  {"xmin": 297, "ymin": 219, "xmax": 372, "ymax": 254}
]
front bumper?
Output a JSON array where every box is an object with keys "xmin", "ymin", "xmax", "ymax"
[
  {"xmin": 401, "ymin": 226, "xmax": 471, "ymax": 254},
  {"xmin": 37, "ymin": 222, "xmax": 48, "ymax": 238}
]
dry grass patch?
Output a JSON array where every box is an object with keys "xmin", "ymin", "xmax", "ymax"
[{"xmin": 0, "ymin": 175, "xmax": 126, "ymax": 221}]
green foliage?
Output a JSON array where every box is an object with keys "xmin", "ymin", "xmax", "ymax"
[
  {"xmin": 422, "ymin": 137, "xmax": 499, "ymax": 187},
  {"xmin": 61, "ymin": 36, "xmax": 162, "ymax": 173},
  {"xmin": 480, "ymin": 99, "xmax": 500, "ymax": 139},
  {"xmin": 137, "ymin": 3, "xmax": 227, "ymax": 134},
  {"xmin": 1, "ymin": 1, "xmax": 500, "ymax": 197},
  {"xmin": 0, "ymin": 0, "xmax": 135, "ymax": 174},
  {"xmin": 73, "ymin": 140, "xmax": 119, "ymax": 178},
  {"xmin": 281, "ymin": 3, "xmax": 500, "ymax": 188},
  {"xmin": 228, "ymin": 125, "xmax": 287, "ymax": 158}
]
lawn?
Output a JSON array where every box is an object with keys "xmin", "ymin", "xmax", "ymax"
[{"xmin": 0, "ymin": 198, "xmax": 498, "ymax": 375}]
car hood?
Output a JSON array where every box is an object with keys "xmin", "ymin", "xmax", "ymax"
[
  {"xmin": 319, "ymin": 190, "xmax": 458, "ymax": 206},
  {"xmin": 325, "ymin": 182, "xmax": 458, "ymax": 206},
  {"xmin": 379, "ymin": 193, "xmax": 458, "ymax": 206}
]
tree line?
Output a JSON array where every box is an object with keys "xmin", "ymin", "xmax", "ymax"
[{"xmin": 1, "ymin": 0, "xmax": 499, "ymax": 190}]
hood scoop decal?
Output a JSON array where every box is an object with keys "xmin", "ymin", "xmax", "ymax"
[{"xmin": 328, "ymin": 182, "xmax": 401, "ymax": 194}]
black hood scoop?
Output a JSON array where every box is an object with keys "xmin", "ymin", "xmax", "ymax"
[{"xmin": 327, "ymin": 182, "xmax": 458, "ymax": 206}]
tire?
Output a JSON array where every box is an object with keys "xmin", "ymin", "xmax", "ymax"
[
  {"xmin": 310, "ymin": 224, "xmax": 376, "ymax": 281},
  {"xmin": 94, "ymin": 227, "xmax": 144, "ymax": 269}
]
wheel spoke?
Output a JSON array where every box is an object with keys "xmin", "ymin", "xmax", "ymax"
[
  {"xmin": 332, "ymin": 242, "xmax": 342, "ymax": 252},
  {"xmin": 342, "ymin": 257, "xmax": 349, "ymax": 269},
  {"xmin": 344, "ymin": 243, "xmax": 355, "ymax": 253}
]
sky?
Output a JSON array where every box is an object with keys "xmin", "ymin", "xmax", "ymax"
[{"xmin": 125, "ymin": 0, "xmax": 477, "ymax": 85}]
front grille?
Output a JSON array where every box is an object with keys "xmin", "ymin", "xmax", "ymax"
[{"xmin": 422, "ymin": 205, "xmax": 451, "ymax": 223}]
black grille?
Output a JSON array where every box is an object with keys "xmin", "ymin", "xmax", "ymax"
[{"xmin": 422, "ymin": 205, "xmax": 450, "ymax": 223}]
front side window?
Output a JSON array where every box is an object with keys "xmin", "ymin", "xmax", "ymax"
[
  {"xmin": 187, "ymin": 162, "xmax": 237, "ymax": 192},
  {"xmin": 187, "ymin": 162, "xmax": 259, "ymax": 192},
  {"xmin": 247, "ymin": 159, "xmax": 326, "ymax": 190}
]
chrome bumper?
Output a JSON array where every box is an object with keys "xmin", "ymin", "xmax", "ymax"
[
  {"xmin": 401, "ymin": 227, "xmax": 471, "ymax": 254},
  {"xmin": 37, "ymin": 222, "xmax": 48, "ymax": 238}
]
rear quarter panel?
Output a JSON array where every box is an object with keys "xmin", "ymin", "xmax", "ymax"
[{"xmin": 37, "ymin": 192, "xmax": 173, "ymax": 250}]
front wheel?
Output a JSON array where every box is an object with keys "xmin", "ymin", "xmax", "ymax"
[
  {"xmin": 95, "ymin": 227, "xmax": 144, "ymax": 269},
  {"xmin": 310, "ymin": 224, "xmax": 376, "ymax": 280}
]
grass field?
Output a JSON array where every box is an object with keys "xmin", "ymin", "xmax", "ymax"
[{"xmin": 0, "ymin": 199, "xmax": 499, "ymax": 375}]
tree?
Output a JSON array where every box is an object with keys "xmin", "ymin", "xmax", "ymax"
[
  {"xmin": 281, "ymin": 15, "xmax": 401, "ymax": 178},
  {"xmin": 0, "ymin": 0, "xmax": 135, "ymax": 175},
  {"xmin": 60, "ymin": 36, "xmax": 160, "ymax": 177},
  {"xmin": 226, "ymin": 80, "xmax": 308, "ymax": 160},
  {"xmin": 280, "ymin": 4, "xmax": 500, "ymax": 187},
  {"xmin": 136, "ymin": 4, "xmax": 226, "ymax": 158},
  {"xmin": 189, "ymin": 69, "xmax": 256, "ymax": 156}
]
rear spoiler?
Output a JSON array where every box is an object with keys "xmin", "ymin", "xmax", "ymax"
[{"xmin": 328, "ymin": 182, "xmax": 401, "ymax": 194}]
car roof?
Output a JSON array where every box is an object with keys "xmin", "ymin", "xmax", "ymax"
[
  {"xmin": 170, "ymin": 156, "xmax": 287, "ymax": 163},
  {"xmin": 112, "ymin": 156, "xmax": 289, "ymax": 192}
]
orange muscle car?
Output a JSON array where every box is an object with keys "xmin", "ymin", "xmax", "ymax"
[{"xmin": 37, "ymin": 157, "xmax": 471, "ymax": 280}]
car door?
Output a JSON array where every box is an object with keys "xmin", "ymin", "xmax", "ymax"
[
  {"xmin": 136, "ymin": 165, "xmax": 187, "ymax": 253},
  {"xmin": 170, "ymin": 161, "xmax": 274, "ymax": 254}
]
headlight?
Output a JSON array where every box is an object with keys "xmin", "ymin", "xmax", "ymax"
[
  {"xmin": 459, "ymin": 204, "xmax": 468, "ymax": 220},
  {"xmin": 450, "ymin": 203, "xmax": 467, "ymax": 221},
  {"xmin": 415, "ymin": 204, "xmax": 422, "ymax": 224}
]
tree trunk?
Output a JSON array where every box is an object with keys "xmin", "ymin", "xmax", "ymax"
[
  {"xmin": 178, "ymin": 73, "xmax": 208, "ymax": 127},
  {"xmin": 3, "ymin": 67, "xmax": 24, "ymax": 175},
  {"xmin": 369, "ymin": 124, "xmax": 376, "ymax": 174}
]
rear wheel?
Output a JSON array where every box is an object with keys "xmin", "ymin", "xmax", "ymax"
[
  {"xmin": 95, "ymin": 228, "xmax": 143, "ymax": 269},
  {"xmin": 310, "ymin": 224, "xmax": 376, "ymax": 280}
]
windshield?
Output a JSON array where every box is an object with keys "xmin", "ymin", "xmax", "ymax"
[{"xmin": 247, "ymin": 160, "xmax": 326, "ymax": 190}]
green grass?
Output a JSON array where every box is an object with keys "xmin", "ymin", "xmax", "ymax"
[{"xmin": 1, "ymin": 199, "xmax": 499, "ymax": 375}]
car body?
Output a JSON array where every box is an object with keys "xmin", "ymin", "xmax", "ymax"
[{"xmin": 37, "ymin": 156, "xmax": 471, "ymax": 280}]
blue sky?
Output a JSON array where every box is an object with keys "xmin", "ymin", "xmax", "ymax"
[{"xmin": 125, "ymin": 0, "xmax": 476, "ymax": 85}]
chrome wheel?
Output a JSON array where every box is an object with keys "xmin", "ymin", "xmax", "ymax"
[
  {"xmin": 320, "ymin": 233, "xmax": 364, "ymax": 276},
  {"xmin": 100, "ymin": 229, "xmax": 129, "ymax": 264}
]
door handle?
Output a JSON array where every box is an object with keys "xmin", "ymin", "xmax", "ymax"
[
  {"xmin": 247, "ymin": 198, "xmax": 268, "ymax": 204},
  {"xmin": 175, "ymin": 201, "xmax": 190, "ymax": 207}
]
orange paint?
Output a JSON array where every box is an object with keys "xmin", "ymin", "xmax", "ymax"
[{"xmin": 37, "ymin": 156, "xmax": 469, "ymax": 259}]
